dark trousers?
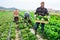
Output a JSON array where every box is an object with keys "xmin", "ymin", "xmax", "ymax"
[
  {"xmin": 14, "ymin": 17, "xmax": 19, "ymax": 24},
  {"xmin": 34, "ymin": 22, "xmax": 45, "ymax": 32}
]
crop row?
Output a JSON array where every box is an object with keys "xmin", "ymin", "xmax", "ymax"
[
  {"xmin": 37, "ymin": 15, "xmax": 60, "ymax": 40},
  {"xmin": 0, "ymin": 12, "xmax": 16, "ymax": 40},
  {"xmin": 18, "ymin": 17, "xmax": 37, "ymax": 40}
]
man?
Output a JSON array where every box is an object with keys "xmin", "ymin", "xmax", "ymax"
[
  {"xmin": 34, "ymin": 2, "xmax": 49, "ymax": 35},
  {"xmin": 24, "ymin": 12, "xmax": 30, "ymax": 19},
  {"xmin": 24, "ymin": 12, "xmax": 31, "ymax": 23},
  {"xmin": 14, "ymin": 9, "xmax": 19, "ymax": 24}
]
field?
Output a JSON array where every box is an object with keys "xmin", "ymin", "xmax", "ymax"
[{"xmin": 0, "ymin": 11, "xmax": 60, "ymax": 40}]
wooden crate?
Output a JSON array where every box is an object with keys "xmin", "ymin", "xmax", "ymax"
[{"xmin": 35, "ymin": 20, "xmax": 49, "ymax": 24}]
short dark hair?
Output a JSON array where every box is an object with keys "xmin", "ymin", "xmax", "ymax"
[{"xmin": 41, "ymin": 2, "xmax": 44, "ymax": 4}]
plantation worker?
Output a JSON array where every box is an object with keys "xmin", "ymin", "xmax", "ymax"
[
  {"xmin": 14, "ymin": 9, "xmax": 19, "ymax": 24},
  {"xmin": 24, "ymin": 12, "xmax": 32, "ymax": 24},
  {"xmin": 24, "ymin": 12, "xmax": 30, "ymax": 19},
  {"xmin": 34, "ymin": 2, "xmax": 49, "ymax": 35},
  {"xmin": 24, "ymin": 12, "xmax": 31, "ymax": 23}
]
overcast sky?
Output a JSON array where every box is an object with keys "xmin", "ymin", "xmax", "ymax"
[{"xmin": 0, "ymin": 0, "xmax": 60, "ymax": 10}]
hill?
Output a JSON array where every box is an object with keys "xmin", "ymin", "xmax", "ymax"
[{"xmin": 0, "ymin": 6, "xmax": 17, "ymax": 11}]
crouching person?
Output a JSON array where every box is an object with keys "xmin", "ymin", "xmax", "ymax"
[{"xmin": 24, "ymin": 12, "xmax": 32, "ymax": 24}]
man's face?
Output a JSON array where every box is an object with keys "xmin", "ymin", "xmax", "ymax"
[{"xmin": 41, "ymin": 2, "xmax": 44, "ymax": 8}]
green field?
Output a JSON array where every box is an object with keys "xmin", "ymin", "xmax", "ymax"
[{"xmin": 0, "ymin": 11, "xmax": 60, "ymax": 40}]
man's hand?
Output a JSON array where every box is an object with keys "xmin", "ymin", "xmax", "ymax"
[
  {"xmin": 34, "ymin": 15, "xmax": 36, "ymax": 18},
  {"xmin": 48, "ymin": 16, "xmax": 50, "ymax": 21}
]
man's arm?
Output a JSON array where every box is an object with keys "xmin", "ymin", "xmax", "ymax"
[
  {"xmin": 45, "ymin": 9, "xmax": 50, "ymax": 20},
  {"xmin": 45, "ymin": 9, "xmax": 49, "ymax": 16},
  {"xmin": 35, "ymin": 8, "xmax": 39, "ymax": 15},
  {"xmin": 34, "ymin": 8, "xmax": 40, "ymax": 18},
  {"xmin": 34, "ymin": 8, "xmax": 38, "ymax": 18}
]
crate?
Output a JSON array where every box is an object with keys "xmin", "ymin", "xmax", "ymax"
[{"xmin": 35, "ymin": 20, "xmax": 49, "ymax": 24}]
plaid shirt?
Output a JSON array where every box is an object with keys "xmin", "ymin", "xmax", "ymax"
[{"xmin": 35, "ymin": 7, "xmax": 49, "ymax": 16}]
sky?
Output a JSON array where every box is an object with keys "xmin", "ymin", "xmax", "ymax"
[{"xmin": 0, "ymin": 0, "xmax": 60, "ymax": 10}]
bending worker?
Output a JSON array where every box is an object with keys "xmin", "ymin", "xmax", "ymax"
[
  {"xmin": 34, "ymin": 2, "xmax": 49, "ymax": 35},
  {"xmin": 24, "ymin": 12, "xmax": 31, "ymax": 24}
]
